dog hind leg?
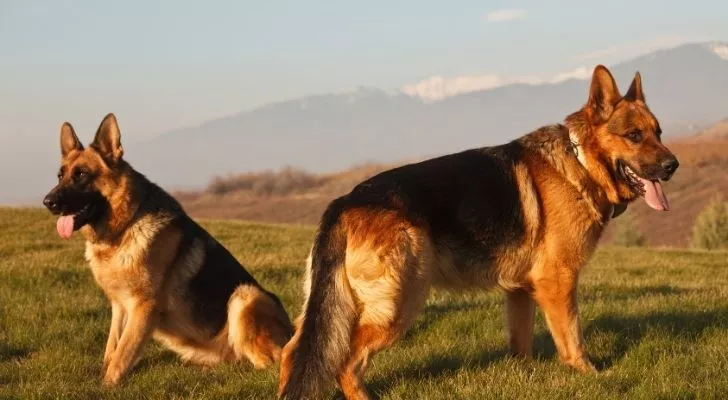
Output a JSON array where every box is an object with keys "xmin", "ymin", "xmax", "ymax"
[{"xmin": 505, "ymin": 288, "xmax": 536, "ymax": 358}]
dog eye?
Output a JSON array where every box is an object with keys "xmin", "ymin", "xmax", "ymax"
[
  {"xmin": 74, "ymin": 170, "xmax": 88, "ymax": 181},
  {"xmin": 627, "ymin": 130, "xmax": 643, "ymax": 143}
]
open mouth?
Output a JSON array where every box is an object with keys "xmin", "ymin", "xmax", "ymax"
[
  {"xmin": 56, "ymin": 203, "xmax": 96, "ymax": 239},
  {"xmin": 618, "ymin": 161, "xmax": 670, "ymax": 211}
]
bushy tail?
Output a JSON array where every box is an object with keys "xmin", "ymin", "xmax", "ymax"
[
  {"xmin": 279, "ymin": 203, "xmax": 356, "ymax": 399},
  {"xmin": 228, "ymin": 284, "xmax": 293, "ymax": 369}
]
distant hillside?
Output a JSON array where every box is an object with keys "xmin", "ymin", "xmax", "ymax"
[
  {"xmin": 175, "ymin": 161, "xmax": 403, "ymax": 223},
  {"xmin": 690, "ymin": 118, "xmax": 728, "ymax": 140},
  {"xmin": 4, "ymin": 41, "xmax": 728, "ymax": 204},
  {"xmin": 178, "ymin": 119, "xmax": 728, "ymax": 247},
  {"xmin": 128, "ymin": 41, "xmax": 728, "ymax": 192}
]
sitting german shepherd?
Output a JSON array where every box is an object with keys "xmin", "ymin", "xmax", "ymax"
[
  {"xmin": 278, "ymin": 65, "xmax": 679, "ymax": 399},
  {"xmin": 43, "ymin": 113, "xmax": 293, "ymax": 386}
]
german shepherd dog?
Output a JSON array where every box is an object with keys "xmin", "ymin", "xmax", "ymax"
[
  {"xmin": 42, "ymin": 113, "xmax": 293, "ymax": 386},
  {"xmin": 278, "ymin": 65, "xmax": 679, "ymax": 399}
]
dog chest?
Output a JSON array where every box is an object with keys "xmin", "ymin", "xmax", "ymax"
[{"xmin": 85, "ymin": 240, "xmax": 155, "ymax": 301}]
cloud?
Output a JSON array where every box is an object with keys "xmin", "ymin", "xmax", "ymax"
[
  {"xmin": 711, "ymin": 42, "xmax": 728, "ymax": 61},
  {"xmin": 402, "ymin": 74, "xmax": 536, "ymax": 101},
  {"xmin": 573, "ymin": 35, "xmax": 709, "ymax": 62},
  {"xmin": 402, "ymin": 67, "xmax": 591, "ymax": 102},
  {"xmin": 483, "ymin": 9, "xmax": 527, "ymax": 23},
  {"xmin": 549, "ymin": 66, "xmax": 592, "ymax": 83}
]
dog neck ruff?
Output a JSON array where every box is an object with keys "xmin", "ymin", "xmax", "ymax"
[{"xmin": 567, "ymin": 129, "xmax": 629, "ymax": 218}]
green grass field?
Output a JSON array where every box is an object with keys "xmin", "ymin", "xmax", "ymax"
[{"xmin": 1, "ymin": 207, "xmax": 727, "ymax": 399}]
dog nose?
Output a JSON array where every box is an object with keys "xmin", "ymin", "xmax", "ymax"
[
  {"xmin": 661, "ymin": 156, "xmax": 679, "ymax": 174},
  {"xmin": 43, "ymin": 194, "xmax": 60, "ymax": 212}
]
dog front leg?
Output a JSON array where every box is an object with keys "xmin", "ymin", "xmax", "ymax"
[
  {"xmin": 102, "ymin": 301, "xmax": 126, "ymax": 376},
  {"xmin": 532, "ymin": 274, "xmax": 595, "ymax": 373},
  {"xmin": 103, "ymin": 299, "xmax": 157, "ymax": 386}
]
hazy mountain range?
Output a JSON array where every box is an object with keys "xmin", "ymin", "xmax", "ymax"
[{"xmin": 5, "ymin": 41, "xmax": 728, "ymax": 204}]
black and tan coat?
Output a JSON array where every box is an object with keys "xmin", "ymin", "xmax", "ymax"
[
  {"xmin": 43, "ymin": 114, "xmax": 293, "ymax": 386},
  {"xmin": 278, "ymin": 65, "xmax": 679, "ymax": 400}
]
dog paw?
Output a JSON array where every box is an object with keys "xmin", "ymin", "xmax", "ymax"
[
  {"xmin": 573, "ymin": 358, "xmax": 598, "ymax": 374},
  {"xmin": 102, "ymin": 378, "xmax": 119, "ymax": 388},
  {"xmin": 561, "ymin": 355, "xmax": 598, "ymax": 374},
  {"xmin": 102, "ymin": 367, "xmax": 123, "ymax": 387}
]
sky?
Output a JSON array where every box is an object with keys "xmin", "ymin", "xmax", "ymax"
[{"xmin": 1, "ymin": 0, "xmax": 727, "ymax": 149}]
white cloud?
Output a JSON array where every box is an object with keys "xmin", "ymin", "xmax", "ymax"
[
  {"xmin": 402, "ymin": 74, "xmax": 535, "ymax": 102},
  {"xmin": 549, "ymin": 66, "xmax": 592, "ymax": 83},
  {"xmin": 402, "ymin": 67, "xmax": 591, "ymax": 102},
  {"xmin": 573, "ymin": 35, "xmax": 709, "ymax": 62},
  {"xmin": 711, "ymin": 42, "xmax": 728, "ymax": 60},
  {"xmin": 483, "ymin": 9, "xmax": 527, "ymax": 23}
]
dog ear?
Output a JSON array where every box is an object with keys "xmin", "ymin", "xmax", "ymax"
[
  {"xmin": 91, "ymin": 113, "xmax": 124, "ymax": 164},
  {"xmin": 624, "ymin": 71, "xmax": 645, "ymax": 102},
  {"xmin": 587, "ymin": 65, "xmax": 621, "ymax": 124},
  {"xmin": 60, "ymin": 122, "xmax": 83, "ymax": 157}
]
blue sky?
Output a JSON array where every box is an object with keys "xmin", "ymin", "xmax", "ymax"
[{"xmin": 1, "ymin": 0, "xmax": 726, "ymax": 146}]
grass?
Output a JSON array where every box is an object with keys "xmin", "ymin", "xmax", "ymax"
[{"xmin": 1, "ymin": 207, "xmax": 727, "ymax": 399}]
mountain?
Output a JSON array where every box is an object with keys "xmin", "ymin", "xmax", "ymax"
[
  {"xmin": 4, "ymin": 41, "xmax": 728, "ymax": 204},
  {"xmin": 125, "ymin": 41, "xmax": 728, "ymax": 191}
]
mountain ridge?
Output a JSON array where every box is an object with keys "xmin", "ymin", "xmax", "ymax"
[{"xmin": 126, "ymin": 41, "xmax": 728, "ymax": 191}]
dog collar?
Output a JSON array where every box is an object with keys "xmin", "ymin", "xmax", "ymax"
[{"xmin": 568, "ymin": 130, "xmax": 587, "ymax": 168}]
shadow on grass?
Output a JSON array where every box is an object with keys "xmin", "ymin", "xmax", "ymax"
[
  {"xmin": 404, "ymin": 300, "xmax": 489, "ymax": 340},
  {"xmin": 131, "ymin": 350, "xmax": 183, "ymax": 374},
  {"xmin": 361, "ymin": 348, "xmax": 510, "ymax": 400},
  {"xmin": 580, "ymin": 284, "xmax": 692, "ymax": 302},
  {"xmin": 583, "ymin": 307, "xmax": 728, "ymax": 370},
  {"xmin": 0, "ymin": 342, "xmax": 32, "ymax": 362},
  {"xmin": 511, "ymin": 306, "xmax": 728, "ymax": 371},
  {"xmin": 347, "ymin": 300, "xmax": 512, "ymax": 399},
  {"xmin": 354, "ymin": 290, "xmax": 728, "ymax": 399}
]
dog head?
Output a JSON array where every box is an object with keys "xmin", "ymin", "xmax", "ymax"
[
  {"xmin": 570, "ymin": 65, "xmax": 679, "ymax": 211},
  {"xmin": 43, "ymin": 113, "xmax": 126, "ymax": 239}
]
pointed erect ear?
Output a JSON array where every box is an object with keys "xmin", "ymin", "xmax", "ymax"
[
  {"xmin": 587, "ymin": 65, "xmax": 621, "ymax": 124},
  {"xmin": 60, "ymin": 122, "xmax": 83, "ymax": 157},
  {"xmin": 624, "ymin": 71, "xmax": 645, "ymax": 102},
  {"xmin": 91, "ymin": 113, "xmax": 124, "ymax": 163}
]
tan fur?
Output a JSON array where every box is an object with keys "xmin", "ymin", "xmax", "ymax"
[{"xmin": 342, "ymin": 208, "xmax": 433, "ymax": 328}]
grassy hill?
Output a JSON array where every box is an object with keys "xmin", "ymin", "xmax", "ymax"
[
  {"xmin": 1, "ymin": 208, "xmax": 727, "ymax": 399},
  {"xmin": 177, "ymin": 123, "xmax": 728, "ymax": 248}
]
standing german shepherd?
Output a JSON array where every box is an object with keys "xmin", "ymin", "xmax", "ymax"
[
  {"xmin": 278, "ymin": 65, "xmax": 679, "ymax": 399},
  {"xmin": 43, "ymin": 113, "xmax": 293, "ymax": 386}
]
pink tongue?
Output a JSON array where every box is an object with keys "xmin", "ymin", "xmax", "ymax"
[
  {"xmin": 638, "ymin": 177, "xmax": 670, "ymax": 211},
  {"xmin": 56, "ymin": 215, "xmax": 75, "ymax": 239}
]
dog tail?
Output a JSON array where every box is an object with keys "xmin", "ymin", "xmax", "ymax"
[
  {"xmin": 278, "ymin": 200, "xmax": 356, "ymax": 399},
  {"xmin": 228, "ymin": 284, "xmax": 293, "ymax": 369}
]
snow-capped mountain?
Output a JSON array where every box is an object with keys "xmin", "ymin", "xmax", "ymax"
[{"xmin": 123, "ymin": 42, "xmax": 728, "ymax": 191}]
